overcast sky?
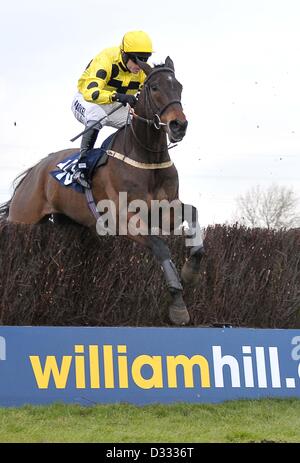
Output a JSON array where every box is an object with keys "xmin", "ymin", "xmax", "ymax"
[{"xmin": 0, "ymin": 0, "xmax": 299, "ymax": 225}]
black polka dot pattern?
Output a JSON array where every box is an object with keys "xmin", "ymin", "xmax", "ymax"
[
  {"xmin": 87, "ymin": 82, "xmax": 98, "ymax": 89},
  {"xmin": 96, "ymin": 69, "xmax": 107, "ymax": 79},
  {"xmin": 111, "ymin": 64, "xmax": 119, "ymax": 79},
  {"xmin": 91, "ymin": 91, "xmax": 100, "ymax": 100}
]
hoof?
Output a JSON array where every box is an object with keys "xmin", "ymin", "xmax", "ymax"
[
  {"xmin": 169, "ymin": 304, "xmax": 190, "ymax": 325},
  {"xmin": 181, "ymin": 260, "xmax": 201, "ymax": 286}
]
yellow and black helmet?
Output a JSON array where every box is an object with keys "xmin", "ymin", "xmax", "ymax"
[{"xmin": 121, "ymin": 30, "xmax": 153, "ymax": 62}]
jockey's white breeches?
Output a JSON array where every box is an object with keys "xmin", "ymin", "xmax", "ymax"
[{"xmin": 71, "ymin": 92, "xmax": 130, "ymax": 129}]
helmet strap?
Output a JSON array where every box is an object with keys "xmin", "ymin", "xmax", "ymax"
[{"xmin": 121, "ymin": 52, "xmax": 131, "ymax": 71}]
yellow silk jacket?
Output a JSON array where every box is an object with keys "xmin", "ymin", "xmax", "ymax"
[{"xmin": 78, "ymin": 46, "xmax": 146, "ymax": 105}]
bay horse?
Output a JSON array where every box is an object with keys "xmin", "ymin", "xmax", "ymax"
[{"xmin": 0, "ymin": 56, "xmax": 204, "ymax": 325}]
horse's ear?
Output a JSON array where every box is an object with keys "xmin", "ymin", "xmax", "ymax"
[
  {"xmin": 136, "ymin": 59, "xmax": 152, "ymax": 76},
  {"xmin": 165, "ymin": 56, "xmax": 175, "ymax": 71}
]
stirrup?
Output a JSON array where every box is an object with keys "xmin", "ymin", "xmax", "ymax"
[{"xmin": 73, "ymin": 170, "xmax": 91, "ymax": 189}]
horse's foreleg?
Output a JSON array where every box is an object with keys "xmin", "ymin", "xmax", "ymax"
[
  {"xmin": 128, "ymin": 233, "xmax": 190, "ymax": 325},
  {"xmin": 180, "ymin": 203, "xmax": 205, "ymax": 286},
  {"xmin": 150, "ymin": 236, "xmax": 190, "ymax": 325}
]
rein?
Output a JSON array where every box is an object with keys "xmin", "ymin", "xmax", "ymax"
[
  {"xmin": 143, "ymin": 67, "xmax": 182, "ymax": 120},
  {"xmin": 129, "ymin": 66, "xmax": 182, "ymax": 152},
  {"xmin": 131, "ymin": 67, "xmax": 182, "ymax": 128},
  {"xmin": 84, "ymin": 67, "xmax": 180, "ymax": 221}
]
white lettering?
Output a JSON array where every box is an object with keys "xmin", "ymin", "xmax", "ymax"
[
  {"xmin": 106, "ymin": 447, "xmax": 140, "ymax": 460},
  {"xmin": 213, "ymin": 346, "xmax": 240, "ymax": 387},
  {"xmin": 269, "ymin": 347, "xmax": 281, "ymax": 388},
  {"xmin": 242, "ymin": 346, "xmax": 254, "ymax": 387},
  {"xmin": 93, "ymin": 192, "xmax": 203, "ymax": 247},
  {"xmin": 255, "ymin": 347, "xmax": 267, "ymax": 388},
  {"xmin": 0, "ymin": 336, "xmax": 6, "ymax": 361},
  {"xmin": 291, "ymin": 336, "xmax": 300, "ymax": 361},
  {"xmin": 96, "ymin": 200, "xmax": 116, "ymax": 235}
]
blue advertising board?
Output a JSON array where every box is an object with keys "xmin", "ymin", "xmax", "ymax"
[{"xmin": 0, "ymin": 326, "xmax": 300, "ymax": 406}]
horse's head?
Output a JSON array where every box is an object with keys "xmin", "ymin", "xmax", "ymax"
[{"xmin": 137, "ymin": 56, "xmax": 188, "ymax": 143}]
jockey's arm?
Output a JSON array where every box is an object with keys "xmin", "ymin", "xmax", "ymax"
[{"xmin": 78, "ymin": 54, "xmax": 114, "ymax": 105}]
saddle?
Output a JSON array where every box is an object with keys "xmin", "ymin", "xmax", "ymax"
[{"xmin": 50, "ymin": 132, "xmax": 116, "ymax": 193}]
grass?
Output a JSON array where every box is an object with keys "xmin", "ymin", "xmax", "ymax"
[{"xmin": 0, "ymin": 398, "xmax": 300, "ymax": 443}]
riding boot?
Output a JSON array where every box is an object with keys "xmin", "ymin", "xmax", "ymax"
[{"xmin": 73, "ymin": 127, "xmax": 99, "ymax": 188}]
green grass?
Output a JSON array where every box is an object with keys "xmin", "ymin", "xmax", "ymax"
[{"xmin": 0, "ymin": 398, "xmax": 300, "ymax": 443}]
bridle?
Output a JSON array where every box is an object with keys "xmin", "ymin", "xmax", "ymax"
[
  {"xmin": 131, "ymin": 67, "xmax": 183, "ymax": 129},
  {"xmin": 129, "ymin": 67, "xmax": 183, "ymax": 152}
]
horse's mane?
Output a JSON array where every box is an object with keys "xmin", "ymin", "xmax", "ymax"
[{"xmin": 152, "ymin": 63, "xmax": 166, "ymax": 69}]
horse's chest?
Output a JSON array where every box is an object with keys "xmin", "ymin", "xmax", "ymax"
[
  {"xmin": 121, "ymin": 170, "xmax": 178, "ymax": 203},
  {"xmin": 153, "ymin": 176, "xmax": 178, "ymax": 201},
  {"xmin": 153, "ymin": 188, "xmax": 174, "ymax": 201}
]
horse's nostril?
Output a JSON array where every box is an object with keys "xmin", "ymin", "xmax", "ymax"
[
  {"xmin": 181, "ymin": 120, "xmax": 188, "ymax": 130},
  {"xmin": 170, "ymin": 119, "xmax": 188, "ymax": 132}
]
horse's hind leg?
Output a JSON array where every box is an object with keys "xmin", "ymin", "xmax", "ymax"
[
  {"xmin": 8, "ymin": 199, "xmax": 50, "ymax": 224},
  {"xmin": 8, "ymin": 188, "xmax": 52, "ymax": 224},
  {"xmin": 180, "ymin": 203, "xmax": 205, "ymax": 286}
]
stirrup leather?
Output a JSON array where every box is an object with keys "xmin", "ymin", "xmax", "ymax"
[{"xmin": 73, "ymin": 167, "xmax": 90, "ymax": 189}]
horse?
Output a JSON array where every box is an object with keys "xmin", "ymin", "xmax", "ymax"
[{"xmin": 0, "ymin": 56, "xmax": 204, "ymax": 325}]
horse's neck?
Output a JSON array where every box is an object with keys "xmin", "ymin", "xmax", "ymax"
[{"xmin": 129, "ymin": 119, "xmax": 169, "ymax": 162}]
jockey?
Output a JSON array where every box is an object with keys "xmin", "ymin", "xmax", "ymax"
[{"xmin": 71, "ymin": 30, "xmax": 153, "ymax": 188}]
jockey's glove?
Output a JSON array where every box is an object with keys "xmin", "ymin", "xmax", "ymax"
[{"xmin": 112, "ymin": 93, "xmax": 137, "ymax": 108}]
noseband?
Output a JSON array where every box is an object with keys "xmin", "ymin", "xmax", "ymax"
[{"xmin": 131, "ymin": 67, "xmax": 183, "ymax": 129}]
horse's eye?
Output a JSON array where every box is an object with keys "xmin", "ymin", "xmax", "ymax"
[{"xmin": 151, "ymin": 84, "xmax": 159, "ymax": 91}]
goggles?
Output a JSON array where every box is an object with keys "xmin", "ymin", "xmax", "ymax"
[{"xmin": 127, "ymin": 54, "xmax": 150, "ymax": 64}]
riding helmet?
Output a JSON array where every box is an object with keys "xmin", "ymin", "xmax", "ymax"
[{"xmin": 121, "ymin": 30, "xmax": 153, "ymax": 62}]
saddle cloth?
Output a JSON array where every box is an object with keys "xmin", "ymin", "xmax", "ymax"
[{"xmin": 50, "ymin": 132, "xmax": 115, "ymax": 193}]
